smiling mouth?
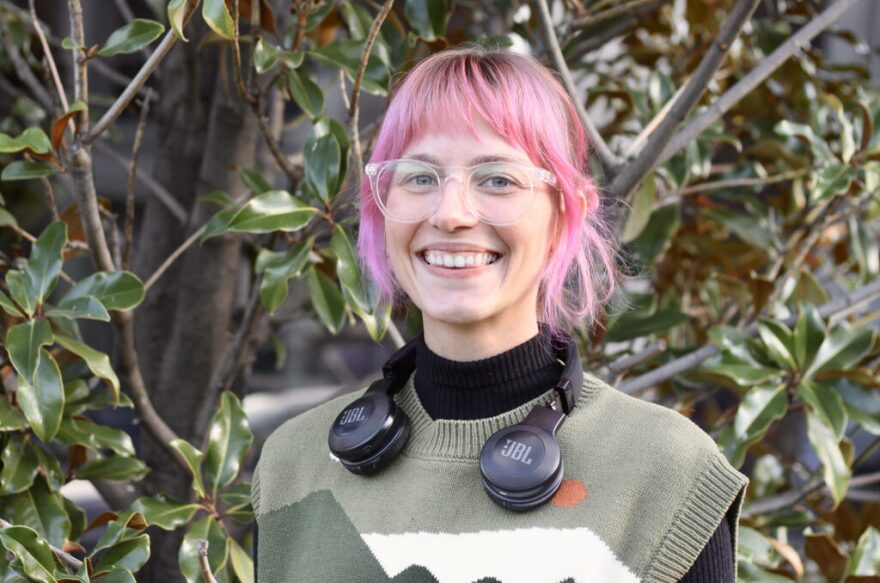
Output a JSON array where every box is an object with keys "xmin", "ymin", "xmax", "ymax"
[{"xmin": 418, "ymin": 250, "xmax": 501, "ymax": 268}]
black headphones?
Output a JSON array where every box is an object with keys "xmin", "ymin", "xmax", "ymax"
[{"xmin": 327, "ymin": 334, "xmax": 583, "ymax": 512}]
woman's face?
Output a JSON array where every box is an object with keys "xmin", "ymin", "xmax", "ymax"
[{"xmin": 383, "ymin": 116, "xmax": 560, "ymax": 354}]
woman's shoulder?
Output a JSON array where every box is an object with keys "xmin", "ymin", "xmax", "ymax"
[{"xmin": 261, "ymin": 388, "xmax": 365, "ymax": 455}]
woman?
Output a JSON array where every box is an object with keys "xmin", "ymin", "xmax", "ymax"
[{"xmin": 252, "ymin": 47, "xmax": 748, "ymax": 582}]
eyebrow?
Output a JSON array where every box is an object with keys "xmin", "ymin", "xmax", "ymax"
[{"xmin": 406, "ymin": 153, "xmax": 525, "ymax": 166}]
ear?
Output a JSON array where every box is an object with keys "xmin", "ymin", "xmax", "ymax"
[{"xmin": 558, "ymin": 190, "xmax": 589, "ymax": 221}]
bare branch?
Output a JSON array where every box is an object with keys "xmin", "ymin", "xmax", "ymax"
[
  {"xmin": 67, "ymin": 0, "xmax": 88, "ymax": 137},
  {"xmin": 348, "ymin": 0, "xmax": 394, "ymax": 179},
  {"xmin": 143, "ymin": 225, "xmax": 206, "ymax": 292},
  {"xmin": 606, "ymin": 340, "xmax": 666, "ymax": 375},
  {"xmin": 534, "ymin": 0, "xmax": 621, "ymax": 175},
  {"xmin": 655, "ymin": 0, "xmax": 868, "ymax": 169},
  {"xmin": 40, "ymin": 176, "xmax": 59, "ymax": 222},
  {"xmin": 28, "ymin": 0, "xmax": 68, "ymax": 112},
  {"xmin": 573, "ymin": 0, "xmax": 660, "ymax": 29},
  {"xmin": 618, "ymin": 277, "xmax": 880, "ymax": 394},
  {"xmin": 124, "ymin": 89, "xmax": 152, "ymax": 270},
  {"xmin": 86, "ymin": 0, "xmax": 199, "ymax": 144},
  {"xmin": 0, "ymin": 14, "xmax": 53, "ymax": 111},
  {"xmin": 666, "ymin": 167, "xmax": 811, "ymax": 201},
  {"xmin": 0, "ymin": 517, "xmax": 82, "ymax": 573},
  {"xmin": 607, "ymin": 0, "xmax": 761, "ymax": 204},
  {"xmin": 93, "ymin": 140, "xmax": 187, "ymax": 224},
  {"xmin": 198, "ymin": 540, "xmax": 219, "ymax": 583}
]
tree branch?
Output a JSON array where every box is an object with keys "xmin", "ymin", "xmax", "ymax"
[
  {"xmin": 28, "ymin": 0, "xmax": 68, "ymax": 112},
  {"xmin": 654, "ymin": 0, "xmax": 867, "ymax": 169},
  {"xmin": 572, "ymin": 0, "xmax": 660, "ymax": 29},
  {"xmin": 0, "ymin": 13, "xmax": 53, "ymax": 111},
  {"xmin": 617, "ymin": 277, "xmax": 880, "ymax": 394},
  {"xmin": 86, "ymin": 0, "xmax": 198, "ymax": 144},
  {"xmin": 123, "ymin": 89, "xmax": 152, "ymax": 270},
  {"xmin": 93, "ymin": 140, "xmax": 188, "ymax": 224},
  {"xmin": 348, "ymin": 0, "xmax": 394, "ymax": 181},
  {"xmin": 535, "ymin": 0, "xmax": 621, "ymax": 176},
  {"xmin": 67, "ymin": 0, "xmax": 87, "ymax": 137},
  {"xmin": 607, "ymin": 0, "xmax": 761, "ymax": 205}
]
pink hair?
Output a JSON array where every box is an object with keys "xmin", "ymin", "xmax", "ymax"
[{"xmin": 356, "ymin": 46, "xmax": 619, "ymax": 337}]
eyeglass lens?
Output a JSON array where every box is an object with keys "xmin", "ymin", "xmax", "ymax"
[{"xmin": 374, "ymin": 161, "xmax": 535, "ymax": 225}]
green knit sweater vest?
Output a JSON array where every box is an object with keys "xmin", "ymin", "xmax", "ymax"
[{"xmin": 252, "ymin": 372, "xmax": 749, "ymax": 583}]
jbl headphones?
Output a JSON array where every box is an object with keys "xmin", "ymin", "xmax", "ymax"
[{"xmin": 327, "ymin": 334, "xmax": 583, "ymax": 512}]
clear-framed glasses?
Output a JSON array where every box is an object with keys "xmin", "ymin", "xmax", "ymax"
[{"xmin": 365, "ymin": 159, "xmax": 558, "ymax": 226}]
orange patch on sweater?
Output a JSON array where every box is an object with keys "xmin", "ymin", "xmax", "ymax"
[{"xmin": 552, "ymin": 479, "xmax": 587, "ymax": 508}]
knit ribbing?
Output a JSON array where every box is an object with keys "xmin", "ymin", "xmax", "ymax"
[
  {"xmin": 414, "ymin": 332, "xmax": 563, "ymax": 420},
  {"xmin": 396, "ymin": 372, "xmax": 603, "ymax": 461}
]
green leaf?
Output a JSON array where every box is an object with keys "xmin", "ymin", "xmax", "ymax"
[
  {"xmin": 32, "ymin": 445, "xmax": 63, "ymax": 492},
  {"xmin": 45, "ymin": 296, "xmax": 110, "ymax": 321},
  {"xmin": 226, "ymin": 190, "xmax": 318, "ymax": 234},
  {"xmin": 0, "ymin": 435, "xmax": 39, "ymax": 495},
  {"xmin": 621, "ymin": 174, "xmax": 656, "ymax": 243},
  {"xmin": 848, "ymin": 526, "xmax": 880, "ymax": 576},
  {"xmin": 850, "ymin": 214, "xmax": 880, "ymax": 282},
  {"xmin": 92, "ymin": 534, "xmax": 149, "ymax": 572},
  {"xmin": 0, "ymin": 128, "xmax": 51, "ymax": 154},
  {"xmin": 199, "ymin": 190, "xmax": 234, "ymax": 207},
  {"xmin": 167, "ymin": 0, "xmax": 188, "ymax": 41},
  {"xmin": 253, "ymin": 38, "xmax": 278, "ymax": 73},
  {"xmin": 129, "ymin": 495, "xmax": 200, "ymax": 530},
  {"xmin": 0, "ymin": 526, "xmax": 56, "ymax": 583},
  {"xmin": 63, "ymin": 496, "xmax": 87, "ymax": 542},
  {"xmin": 55, "ymin": 416, "xmax": 135, "ymax": 456},
  {"xmin": 65, "ymin": 383, "xmax": 133, "ymax": 416},
  {"xmin": 6, "ymin": 270, "xmax": 35, "ymax": 317},
  {"xmin": 806, "ymin": 411, "xmax": 851, "ymax": 509},
  {"xmin": 793, "ymin": 303, "xmax": 825, "ymax": 371},
  {"xmin": 88, "ymin": 568, "xmax": 134, "ymax": 583},
  {"xmin": 837, "ymin": 380, "xmax": 880, "ymax": 435},
  {"xmin": 287, "ymin": 70, "xmax": 324, "ymax": 120},
  {"xmin": 806, "ymin": 320, "xmax": 874, "ymax": 377},
  {"xmin": 810, "ymin": 163, "xmax": 855, "ymax": 203},
  {"xmin": 757, "ymin": 319, "xmax": 797, "ymax": 370},
  {"xmin": 77, "ymin": 456, "xmax": 148, "ymax": 481},
  {"xmin": 0, "ymin": 395, "xmax": 27, "ymax": 431},
  {"xmin": 16, "ymin": 349, "xmax": 64, "ymax": 442},
  {"xmin": 0, "ymin": 206, "xmax": 17, "ymax": 229},
  {"xmin": 331, "ymin": 227, "xmax": 367, "ymax": 311},
  {"xmin": 98, "ymin": 19, "xmax": 165, "ymax": 57},
  {"xmin": 200, "ymin": 208, "xmax": 236, "ymax": 241},
  {"xmin": 304, "ymin": 134, "xmax": 341, "ymax": 204},
  {"xmin": 6, "ymin": 320, "xmax": 52, "ymax": 383},
  {"xmin": 775, "ymin": 120, "xmax": 836, "ymax": 163},
  {"xmin": 306, "ymin": 267, "xmax": 345, "ymax": 334},
  {"xmin": 178, "ymin": 517, "xmax": 228, "ymax": 583},
  {"xmin": 1, "ymin": 161, "xmax": 55, "ymax": 181},
  {"xmin": 240, "ymin": 169, "xmax": 272, "ymax": 195},
  {"xmin": 92, "ymin": 512, "xmax": 145, "ymax": 554},
  {"xmin": 704, "ymin": 208, "xmax": 773, "ymax": 249},
  {"xmin": 255, "ymin": 243, "xmax": 310, "ymax": 313},
  {"xmin": 404, "ymin": 0, "xmax": 447, "ymax": 41},
  {"xmin": 204, "ymin": 392, "xmax": 253, "ymax": 496},
  {"xmin": 54, "ymin": 334, "xmax": 120, "ymax": 400},
  {"xmin": 0, "ymin": 289, "xmax": 24, "ymax": 318},
  {"xmin": 228, "ymin": 538, "xmax": 253, "ymax": 583},
  {"xmin": 605, "ymin": 308, "xmax": 690, "ymax": 343},
  {"xmin": 0, "ymin": 476, "xmax": 70, "ymax": 548},
  {"xmin": 797, "ymin": 381, "xmax": 847, "ymax": 440},
  {"xmin": 25, "ymin": 221, "xmax": 66, "ymax": 306},
  {"xmin": 310, "ymin": 40, "xmax": 389, "ymax": 95},
  {"xmin": 169, "ymin": 439, "xmax": 206, "ymax": 499},
  {"xmin": 202, "ymin": 0, "xmax": 234, "ymax": 40},
  {"xmin": 629, "ymin": 202, "xmax": 680, "ymax": 262},
  {"xmin": 63, "ymin": 271, "xmax": 145, "ymax": 311},
  {"xmin": 734, "ymin": 383, "xmax": 788, "ymax": 443}
]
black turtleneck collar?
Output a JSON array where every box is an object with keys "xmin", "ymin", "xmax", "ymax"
[{"xmin": 414, "ymin": 330, "xmax": 564, "ymax": 420}]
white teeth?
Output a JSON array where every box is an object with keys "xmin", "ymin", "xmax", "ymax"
[{"xmin": 423, "ymin": 251, "xmax": 499, "ymax": 268}]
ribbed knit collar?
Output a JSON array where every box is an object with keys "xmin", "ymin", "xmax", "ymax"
[{"xmin": 414, "ymin": 331, "xmax": 563, "ymax": 420}]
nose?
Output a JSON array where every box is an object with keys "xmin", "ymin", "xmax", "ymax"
[{"xmin": 427, "ymin": 175, "xmax": 479, "ymax": 231}]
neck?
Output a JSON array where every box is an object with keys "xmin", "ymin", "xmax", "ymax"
[{"xmin": 422, "ymin": 316, "xmax": 540, "ymax": 361}]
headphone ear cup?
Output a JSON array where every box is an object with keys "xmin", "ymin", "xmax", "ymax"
[
  {"xmin": 328, "ymin": 393, "xmax": 412, "ymax": 475},
  {"xmin": 479, "ymin": 423, "xmax": 564, "ymax": 512}
]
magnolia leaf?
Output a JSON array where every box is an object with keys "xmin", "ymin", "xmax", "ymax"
[
  {"xmin": 306, "ymin": 267, "xmax": 345, "ymax": 334},
  {"xmin": 226, "ymin": 190, "xmax": 318, "ymax": 234},
  {"xmin": 98, "ymin": 19, "xmax": 165, "ymax": 57},
  {"xmin": 0, "ymin": 525, "xmax": 56, "ymax": 583},
  {"xmin": 45, "ymin": 296, "xmax": 111, "ymax": 321},
  {"xmin": 204, "ymin": 391, "xmax": 254, "ymax": 496},
  {"xmin": 797, "ymin": 381, "xmax": 847, "ymax": 441},
  {"xmin": 167, "ymin": 0, "xmax": 188, "ymax": 41},
  {"xmin": 169, "ymin": 439, "xmax": 206, "ymax": 499},
  {"xmin": 734, "ymin": 384, "xmax": 788, "ymax": 443},
  {"xmin": 806, "ymin": 321, "xmax": 874, "ymax": 377},
  {"xmin": 794, "ymin": 303, "xmax": 825, "ymax": 370},
  {"xmin": 304, "ymin": 135, "xmax": 340, "ymax": 204},
  {"xmin": 54, "ymin": 334, "xmax": 120, "ymax": 400},
  {"xmin": 228, "ymin": 537, "xmax": 254, "ymax": 583},
  {"xmin": 77, "ymin": 456, "xmax": 149, "ymax": 481},
  {"xmin": 202, "ymin": 0, "xmax": 234, "ymax": 40},
  {"xmin": 0, "ymin": 128, "xmax": 51, "ymax": 154},
  {"xmin": 331, "ymin": 227, "xmax": 368, "ymax": 312},
  {"xmin": 63, "ymin": 271, "xmax": 145, "ymax": 311},
  {"xmin": 7, "ymin": 270, "xmax": 36, "ymax": 317},
  {"xmin": 51, "ymin": 101, "xmax": 86, "ymax": 150},
  {"xmin": 621, "ymin": 174, "xmax": 656, "ymax": 243},
  {"xmin": 6, "ymin": 319, "xmax": 52, "ymax": 383},
  {"xmin": 55, "ymin": 416, "xmax": 135, "ymax": 456},
  {"xmin": 287, "ymin": 69, "xmax": 324, "ymax": 120},
  {"xmin": 757, "ymin": 319, "xmax": 797, "ymax": 370},
  {"xmin": 806, "ymin": 411, "xmax": 851, "ymax": 509},
  {"xmin": 255, "ymin": 243, "xmax": 310, "ymax": 313},
  {"xmin": 2, "ymin": 160, "xmax": 55, "ymax": 181},
  {"xmin": 0, "ymin": 476, "xmax": 71, "ymax": 548},
  {"xmin": 25, "ymin": 221, "xmax": 67, "ymax": 306},
  {"xmin": 129, "ymin": 495, "xmax": 200, "ymax": 530},
  {"xmin": 16, "ymin": 349, "xmax": 64, "ymax": 442},
  {"xmin": 404, "ymin": 0, "xmax": 447, "ymax": 41},
  {"xmin": 0, "ymin": 395, "xmax": 27, "ymax": 431},
  {"xmin": 92, "ymin": 534, "xmax": 150, "ymax": 572},
  {"xmin": 0, "ymin": 434, "xmax": 39, "ymax": 494}
]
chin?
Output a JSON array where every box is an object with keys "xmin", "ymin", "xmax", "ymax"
[{"xmin": 419, "ymin": 302, "xmax": 494, "ymax": 327}]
